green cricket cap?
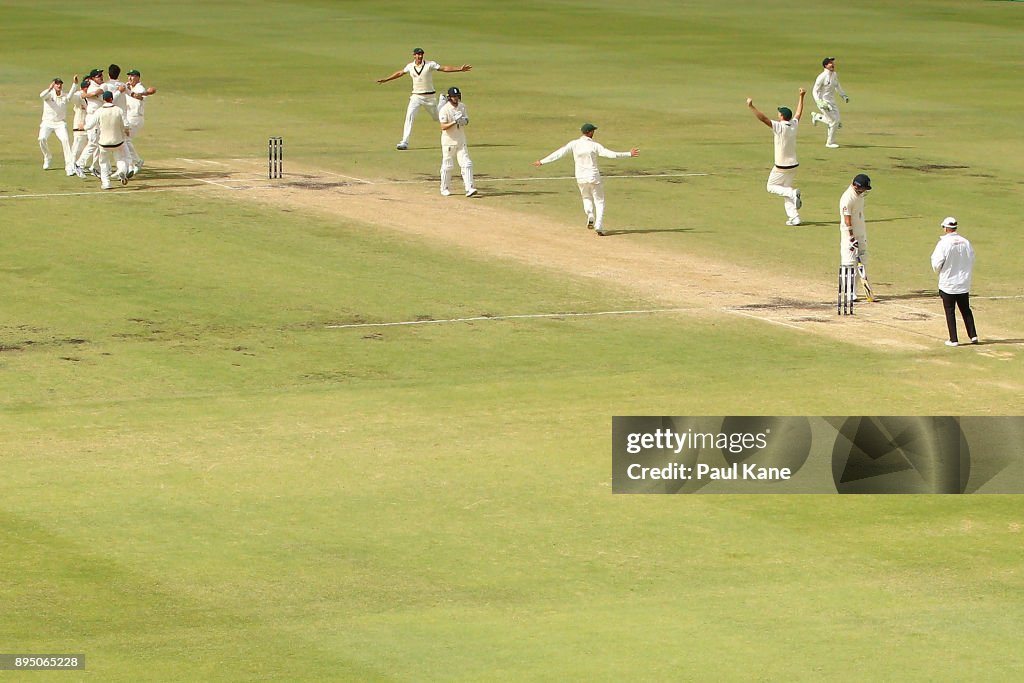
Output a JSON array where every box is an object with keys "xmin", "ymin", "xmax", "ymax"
[{"xmin": 581, "ymin": 123, "xmax": 597, "ymax": 133}]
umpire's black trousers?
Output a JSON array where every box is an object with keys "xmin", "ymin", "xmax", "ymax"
[{"xmin": 939, "ymin": 289, "xmax": 977, "ymax": 343}]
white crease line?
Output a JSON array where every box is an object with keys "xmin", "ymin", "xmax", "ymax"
[
  {"xmin": 316, "ymin": 169, "xmax": 375, "ymax": 184},
  {"xmin": 326, "ymin": 308, "xmax": 690, "ymax": 329},
  {"xmin": 490, "ymin": 173, "xmax": 710, "ymax": 182},
  {"xmin": 0, "ymin": 188, "xmax": 183, "ymax": 200},
  {"xmin": 162, "ymin": 170, "xmax": 238, "ymax": 190},
  {"xmin": 727, "ymin": 309, "xmax": 808, "ymax": 331},
  {"xmin": 176, "ymin": 158, "xmax": 229, "ymax": 167},
  {"xmin": 352, "ymin": 172, "xmax": 709, "ymax": 186}
]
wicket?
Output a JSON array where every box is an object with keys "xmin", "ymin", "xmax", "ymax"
[
  {"xmin": 838, "ymin": 264, "xmax": 856, "ymax": 315},
  {"xmin": 268, "ymin": 136, "xmax": 283, "ymax": 179}
]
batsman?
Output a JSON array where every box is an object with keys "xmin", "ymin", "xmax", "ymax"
[{"xmin": 838, "ymin": 174, "xmax": 873, "ymax": 301}]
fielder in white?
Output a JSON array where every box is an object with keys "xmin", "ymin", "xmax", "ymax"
[
  {"xmin": 124, "ymin": 68, "xmax": 157, "ymax": 175},
  {"xmin": 532, "ymin": 123, "xmax": 639, "ymax": 236},
  {"xmin": 84, "ymin": 90, "xmax": 131, "ymax": 189},
  {"xmin": 437, "ymin": 87, "xmax": 477, "ymax": 197},
  {"xmin": 38, "ymin": 76, "xmax": 78, "ymax": 174},
  {"xmin": 747, "ymin": 89, "xmax": 805, "ymax": 226},
  {"xmin": 839, "ymin": 173, "xmax": 872, "ymax": 298},
  {"xmin": 69, "ymin": 79, "xmax": 89, "ymax": 169},
  {"xmin": 74, "ymin": 68, "xmax": 107, "ymax": 177},
  {"xmin": 377, "ymin": 47, "xmax": 472, "ymax": 150},
  {"xmin": 811, "ymin": 57, "xmax": 848, "ymax": 149}
]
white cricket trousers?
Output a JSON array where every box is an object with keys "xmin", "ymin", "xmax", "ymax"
[
  {"xmin": 126, "ymin": 116, "xmax": 144, "ymax": 164},
  {"xmin": 818, "ymin": 101, "xmax": 841, "ymax": 145},
  {"xmin": 77, "ymin": 128, "xmax": 100, "ymax": 168},
  {"xmin": 766, "ymin": 167, "xmax": 799, "ymax": 220},
  {"xmin": 577, "ymin": 180, "xmax": 607, "ymax": 230},
  {"xmin": 839, "ymin": 225, "xmax": 868, "ymax": 267},
  {"xmin": 401, "ymin": 94, "xmax": 440, "ymax": 145},
  {"xmin": 440, "ymin": 142, "xmax": 474, "ymax": 193},
  {"xmin": 97, "ymin": 143, "xmax": 129, "ymax": 188},
  {"xmin": 71, "ymin": 130, "xmax": 88, "ymax": 163},
  {"xmin": 39, "ymin": 122, "xmax": 72, "ymax": 171}
]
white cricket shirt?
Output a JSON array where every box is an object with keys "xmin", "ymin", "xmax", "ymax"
[
  {"xmin": 538, "ymin": 136, "xmax": 631, "ymax": 183},
  {"xmin": 404, "ymin": 61, "xmax": 440, "ymax": 94},
  {"xmin": 839, "ymin": 185, "xmax": 866, "ymax": 231},
  {"xmin": 771, "ymin": 119, "xmax": 799, "ymax": 168},
  {"xmin": 439, "ymin": 101, "xmax": 468, "ymax": 145},
  {"xmin": 931, "ymin": 232, "xmax": 975, "ymax": 294}
]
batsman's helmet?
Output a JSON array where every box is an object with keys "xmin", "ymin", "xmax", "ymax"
[
  {"xmin": 852, "ymin": 173, "xmax": 872, "ymax": 190},
  {"xmin": 447, "ymin": 86, "xmax": 462, "ymax": 98}
]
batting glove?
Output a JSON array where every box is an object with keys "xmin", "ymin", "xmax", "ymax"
[
  {"xmin": 458, "ymin": 116, "xmax": 469, "ymax": 126},
  {"xmin": 843, "ymin": 96, "xmax": 850, "ymax": 104},
  {"xmin": 848, "ymin": 237, "xmax": 859, "ymax": 253}
]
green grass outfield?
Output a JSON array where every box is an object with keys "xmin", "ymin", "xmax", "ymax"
[{"xmin": 2, "ymin": 1, "xmax": 1023, "ymax": 680}]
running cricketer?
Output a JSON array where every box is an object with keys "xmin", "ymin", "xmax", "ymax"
[
  {"xmin": 811, "ymin": 57, "xmax": 849, "ymax": 148},
  {"xmin": 532, "ymin": 123, "xmax": 639, "ymax": 236}
]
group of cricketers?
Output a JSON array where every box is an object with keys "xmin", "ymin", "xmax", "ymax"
[
  {"xmin": 743, "ymin": 56, "xmax": 976, "ymax": 345},
  {"xmin": 37, "ymin": 63, "xmax": 156, "ymax": 190},
  {"xmin": 34, "ymin": 50, "xmax": 976, "ymax": 346},
  {"xmin": 377, "ymin": 49, "xmax": 977, "ymax": 346}
]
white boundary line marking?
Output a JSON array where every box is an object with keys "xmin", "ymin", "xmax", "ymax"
[{"xmin": 326, "ymin": 308, "xmax": 690, "ymax": 329}]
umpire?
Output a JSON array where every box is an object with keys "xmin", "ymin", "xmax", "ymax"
[{"xmin": 930, "ymin": 216, "xmax": 978, "ymax": 347}]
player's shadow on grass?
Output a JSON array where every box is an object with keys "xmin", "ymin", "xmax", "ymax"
[
  {"xmin": 599, "ymin": 227, "xmax": 696, "ymax": 236},
  {"xmin": 870, "ymin": 216, "xmax": 922, "ymax": 224},
  {"xmin": 878, "ymin": 290, "xmax": 937, "ymax": 301},
  {"xmin": 979, "ymin": 338, "xmax": 1024, "ymax": 346}
]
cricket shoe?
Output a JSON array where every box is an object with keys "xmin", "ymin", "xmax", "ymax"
[
  {"xmin": 396, "ymin": 142, "xmax": 408, "ymax": 150},
  {"xmin": 595, "ymin": 229, "xmax": 606, "ymax": 236},
  {"xmin": 74, "ymin": 164, "xmax": 86, "ymax": 178},
  {"xmin": 119, "ymin": 173, "xmax": 128, "ymax": 186},
  {"xmin": 586, "ymin": 215, "xmax": 595, "ymax": 229},
  {"xmin": 90, "ymin": 167, "xmax": 101, "ymax": 178},
  {"xmin": 126, "ymin": 167, "xmax": 137, "ymax": 179},
  {"xmin": 794, "ymin": 189, "xmax": 802, "ymax": 210},
  {"xmin": 440, "ymin": 188, "xmax": 451, "ymax": 197},
  {"xmin": 136, "ymin": 159, "xmax": 144, "ymax": 169},
  {"xmin": 971, "ymin": 337, "xmax": 979, "ymax": 344},
  {"xmin": 465, "ymin": 188, "xmax": 478, "ymax": 197},
  {"xmin": 811, "ymin": 113, "xmax": 821, "ymax": 126},
  {"xmin": 825, "ymin": 143, "xmax": 840, "ymax": 149},
  {"xmin": 43, "ymin": 157, "xmax": 52, "ymax": 170},
  {"xmin": 785, "ymin": 217, "xmax": 801, "ymax": 226},
  {"xmin": 945, "ymin": 340, "xmax": 959, "ymax": 347}
]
